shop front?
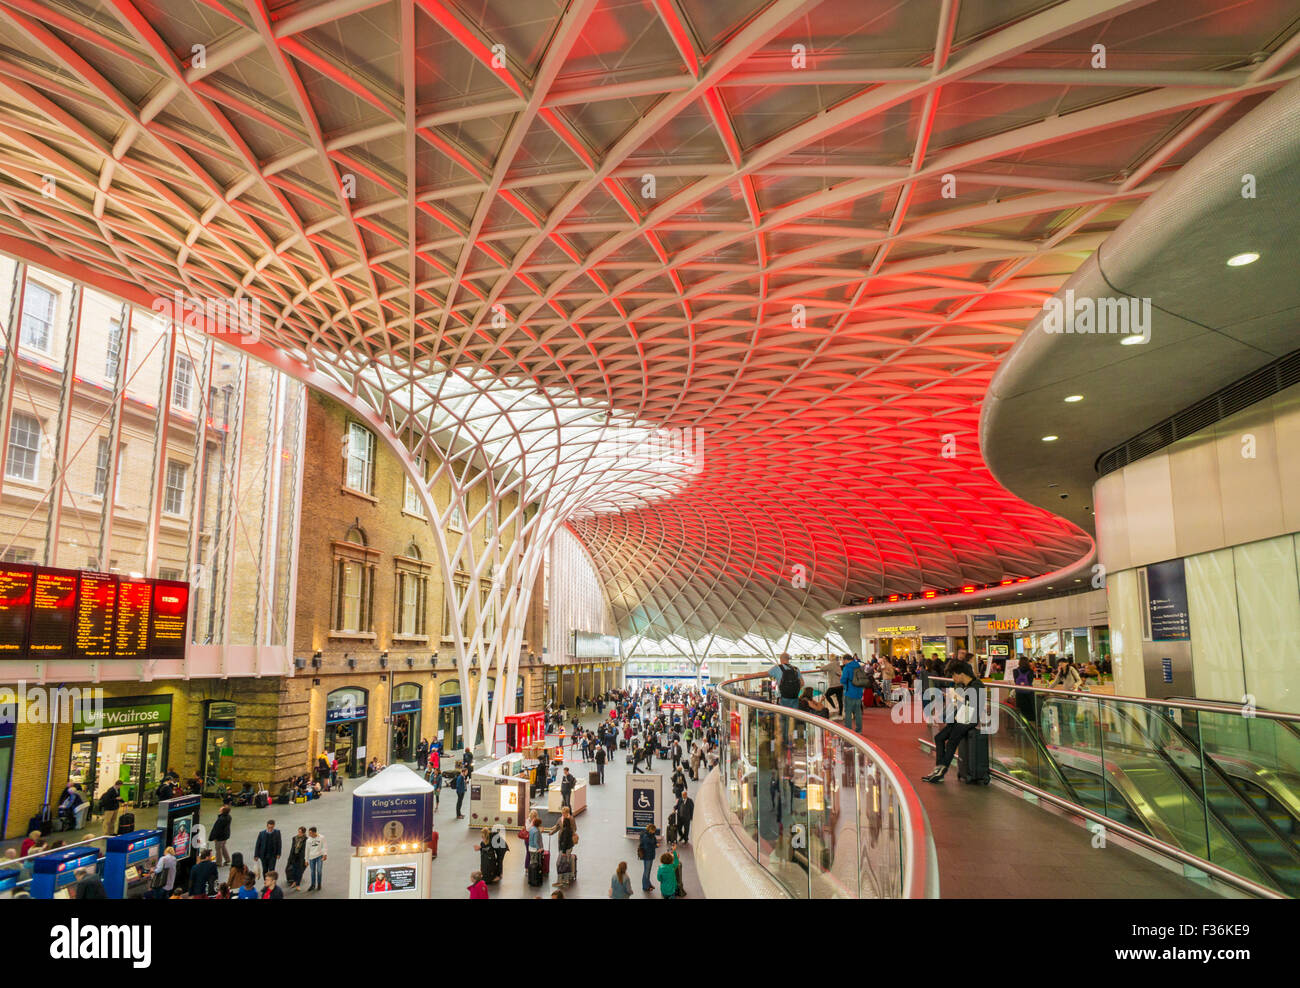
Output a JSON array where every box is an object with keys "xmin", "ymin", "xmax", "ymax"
[
  {"xmin": 326, "ymin": 687, "xmax": 368, "ymax": 778},
  {"xmin": 870, "ymin": 625, "xmax": 921, "ymax": 660},
  {"xmin": 68, "ymin": 694, "xmax": 172, "ymax": 806},
  {"xmin": 200, "ymin": 700, "xmax": 238, "ymax": 795},
  {"xmin": 389, "ymin": 683, "xmax": 421, "ymax": 763},
  {"xmin": 438, "ymin": 679, "xmax": 461, "ymax": 750}
]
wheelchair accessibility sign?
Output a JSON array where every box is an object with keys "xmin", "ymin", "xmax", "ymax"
[{"xmin": 626, "ymin": 773, "xmax": 663, "ymax": 836}]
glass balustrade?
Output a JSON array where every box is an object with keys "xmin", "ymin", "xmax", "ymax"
[{"xmin": 718, "ymin": 675, "xmax": 934, "ymax": 898}]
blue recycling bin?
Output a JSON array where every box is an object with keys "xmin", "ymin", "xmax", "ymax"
[
  {"xmin": 30, "ymin": 845, "xmax": 101, "ymax": 899},
  {"xmin": 104, "ymin": 828, "xmax": 164, "ymax": 899}
]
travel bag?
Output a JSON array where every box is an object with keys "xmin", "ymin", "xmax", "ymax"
[{"xmin": 956, "ymin": 729, "xmax": 991, "ymax": 784}]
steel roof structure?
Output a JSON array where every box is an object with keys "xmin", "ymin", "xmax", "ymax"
[{"xmin": 0, "ymin": 0, "xmax": 1297, "ymax": 661}]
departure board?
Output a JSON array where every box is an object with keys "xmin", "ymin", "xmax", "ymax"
[
  {"xmin": 114, "ymin": 579, "xmax": 152, "ymax": 660},
  {"xmin": 28, "ymin": 568, "xmax": 78, "ymax": 657},
  {"xmin": 0, "ymin": 564, "xmax": 34, "ymax": 654},
  {"xmin": 0, "ymin": 566, "xmax": 188, "ymax": 661},
  {"xmin": 75, "ymin": 571, "xmax": 117, "ymax": 660},
  {"xmin": 148, "ymin": 581, "xmax": 190, "ymax": 660}
]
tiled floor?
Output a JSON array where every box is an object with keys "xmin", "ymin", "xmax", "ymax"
[{"xmin": 8, "ymin": 712, "xmax": 700, "ymax": 900}]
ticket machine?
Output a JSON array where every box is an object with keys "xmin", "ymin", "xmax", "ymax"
[
  {"xmin": 31, "ymin": 845, "xmax": 101, "ymax": 899},
  {"xmin": 104, "ymin": 828, "xmax": 164, "ymax": 899}
]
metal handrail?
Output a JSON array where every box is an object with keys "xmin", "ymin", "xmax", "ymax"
[
  {"xmin": 914, "ymin": 733, "xmax": 1285, "ymax": 900},
  {"xmin": 10, "ymin": 832, "xmax": 109, "ymax": 865},
  {"xmin": 924, "ymin": 675, "xmax": 1294, "ymax": 897},
  {"xmin": 931, "ymin": 675, "xmax": 1300, "ymax": 723},
  {"xmin": 718, "ymin": 672, "xmax": 935, "ymax": 899}
]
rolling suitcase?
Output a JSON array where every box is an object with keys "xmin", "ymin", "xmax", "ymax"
[
  {"xmin": 957, "ymin": 729, "xmax": 991, "ymax": 784},
  {"xmin": 116, "ymin": 812, "xmax": 136, "ymax": 835},
  {"xmin": 589, "ymin": 770, "xmax": 600, "ymax": 786}
]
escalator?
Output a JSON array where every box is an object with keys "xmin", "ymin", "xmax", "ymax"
[{"xmin": 988, "ymin": 693, "xmax": 1300, "ymax": 896}]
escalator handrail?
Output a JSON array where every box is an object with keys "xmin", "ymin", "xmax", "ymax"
[
  {"xmin": 992, "ymin": 695, "xmax": 1090, "ymax": 806},
  {"xmin": 1102, "ymin": 702, "xmax": 1287, "ymax": 888},
  {"xmin": 938, "ymin": 678, "xmax": 1300, "ymax": 723},
  {"xmin": 948, "ymin": 678, "xmax": 1293, "ymax": 895},
  {"xmin": 1145, "ymin": 704, "xmax": 1300, "ymax": 875},
  {"xmin": 719, "ymin": 672, "xmax": 936, "ymax": 899}
]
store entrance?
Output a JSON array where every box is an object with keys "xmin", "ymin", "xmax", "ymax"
[
  {"xmin": 390, "ymin": 713, "xmax": 416, "ymax": 762},
  {"xmin": 326, "ymin": 721, "xmax": 365, "ymax": 777},
  {"xmin": 69, "ymin": 728, "xmax": 167, "ymax": 806}
]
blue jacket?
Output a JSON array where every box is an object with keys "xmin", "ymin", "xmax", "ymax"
[
  {"xmin": 454, "ymin": 774, "xmax": 467, "ymax": 795},
  {"xmin": 841, "ymin": 661, "xmax": 864, "ymax": 700}
]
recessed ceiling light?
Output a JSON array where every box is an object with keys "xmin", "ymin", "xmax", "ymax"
[
  {"xmin": 1120, "ymin": 335, "xmax": 1145, "ymax": 346},
  {"xmin": 1063, "ymin": 394, "xmax": 1083, "ymax": 403},
  {"xmin": 1041, "ymin": 435, "xmax": 1059, "ymax": 442},
  {"xmin": 1226, "ymin": 252, "xmax": 1259, "ymax": 267}
]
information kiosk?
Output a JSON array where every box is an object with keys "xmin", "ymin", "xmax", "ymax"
[
  {"xmin": 104, "ymin": 828, "xmax": 164, "ymax": 898},
  {"xmin": 468, "ymin": 752, "xmax": 531, "ymax": 829},
  {"xmin": 348, "ymin": 764, "xmax": 434, "ymax": 900},
  {"xmin": 31, "ymin": 845, "xmax": 101, "ymax": 899}
]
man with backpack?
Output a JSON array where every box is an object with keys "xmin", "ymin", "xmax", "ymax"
[
  {"xmin": 769, "ymin": 652, "xmax": 803, "ymax": 710},
  {"xmin": 842, "ymin": 653, "xmax": 868, "ymax": 733}
]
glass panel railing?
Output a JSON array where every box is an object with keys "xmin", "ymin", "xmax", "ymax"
[
  {"xmin": 942, "ymin": 679, "xmax": 1299, "ymax": 898},
  {"xmin": 719, "ymin": 674, "xmax": 934, "ymax": 898}
]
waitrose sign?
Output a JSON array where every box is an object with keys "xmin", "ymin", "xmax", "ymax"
[{"xmin": 75, "ymin": 696, "xmax": 171, "ymax": 733}]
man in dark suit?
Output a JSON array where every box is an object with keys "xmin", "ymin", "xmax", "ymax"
[
  {"xmin": 254, "ymin": 819, "xmax": 281, "ymax": 877},
  {"xmin": 559, "ymin": 768, "xmax": 575, "ymax": 809},
  {"xmin": 593, "ymin": 742, "xmax": 606, "ymax": 783},
  {"xmin": 676, "ymin": 793, "xmax": 695, "ymax": 843}
]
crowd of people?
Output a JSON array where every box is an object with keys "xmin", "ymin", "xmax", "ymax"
[
  {"xmin": 465, "ymin": 684, "xmax": 720, "ymax": 899},
  {"xmin": 766, "ymin": 645, "xmax": 1106, "ymax": 787},
  {"xmin": 5, "ymin": 683, "xmax": 724, "ymax": 901}
]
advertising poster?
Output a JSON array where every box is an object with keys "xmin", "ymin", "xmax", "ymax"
[
  {"xmin": 364, "ymin": 864, "xmax": 418, "ymax": 895},
  {"xmin": 172, "ymin": 815, "xmax": 192, "ymax": 857}
]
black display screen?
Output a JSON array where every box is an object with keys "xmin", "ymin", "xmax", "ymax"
[
  {"xmin": 0, "ymin": 566, "xmax": 190, "ymax": 661},
  {"xmin": 28, "ymin": 568, "xmax": 78, "ymax": 658},
  {"xmin": 0, "ymin": 564, "xmax": 34, "ymax": 654},
  {"xmin": 75, "ymin": 571, "xmax": 117, "ymax": 659}
]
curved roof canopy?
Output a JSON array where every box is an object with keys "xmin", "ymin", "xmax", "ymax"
[{"xmin": 0, "ymin": 0, "xmax": 1295, "ymax": 645}]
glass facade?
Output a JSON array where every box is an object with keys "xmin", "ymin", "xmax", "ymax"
[{"xmin": 0, "ymin": 256, "xmax": 306, "ymax": 668}]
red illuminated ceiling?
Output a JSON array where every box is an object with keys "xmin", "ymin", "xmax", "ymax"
[{"xmin": 0, "ymin": 0, "xmax": 1295, "ymax": 643}]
